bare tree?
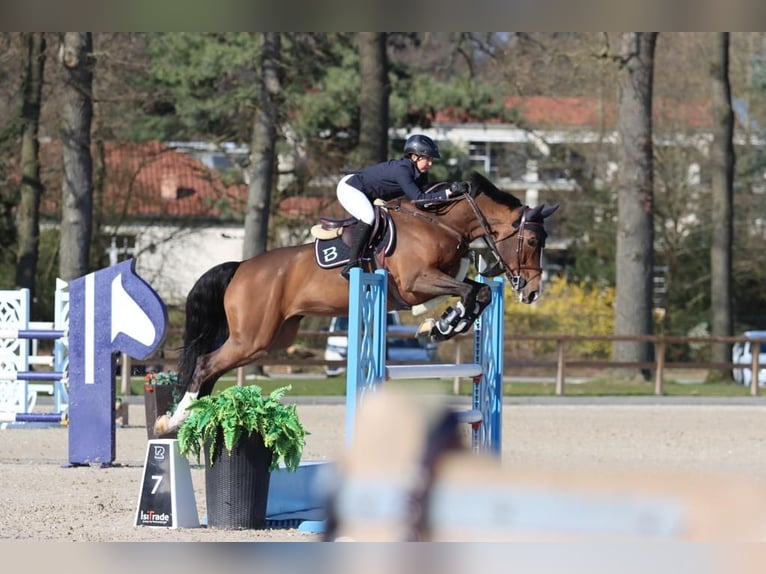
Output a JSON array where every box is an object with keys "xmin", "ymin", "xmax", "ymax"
[
  {"xmin": 58, "ymin": 32, "xmax": 94, "ymax": 281},
  {"xmin": 613, "ymin": 32, "xmax": 658, "ymax": 378},
  {"xmin": 357, "ymin": 32, "xmax": 389, "ymax": 164},
  {"xmin": 242, "ymin": 33, "xmax": 282, "ymax": 378},
  {"xmin": 15, "ymin": 32, "xmax": 46, "ymax": 294},
  {"xmin": 709, "ymin": 32, "xmax": 735, "ymax": 380},
  {"xmin": 243, "ymin": 32, "xmax": 281, "ymax": 260}
]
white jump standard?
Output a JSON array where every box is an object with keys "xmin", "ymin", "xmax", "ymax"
[{"xmin": 0, "ymin": 281, "xmax": 69, "ymax": 427}]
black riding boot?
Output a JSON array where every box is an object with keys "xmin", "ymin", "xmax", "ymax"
[{"xmin": 341, "ymin": 221, "xmax": 373, "ymax": 280}]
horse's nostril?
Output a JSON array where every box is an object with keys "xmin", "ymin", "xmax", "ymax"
[{"xmin": 528, "ymin": 291, "xmax": 537, "ymax": 303}]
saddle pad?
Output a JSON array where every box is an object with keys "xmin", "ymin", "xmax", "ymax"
[
  {"xmin": 314, "ymin": 237, "xmax": 350, "ymax": 269},
  {"xmin": 313, "ymin": 215, "xmax": 396, "ymax": 270}
]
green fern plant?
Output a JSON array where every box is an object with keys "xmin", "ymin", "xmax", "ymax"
[{"xmin": 177, "ymin": 384, "xmax": 308, "ymax": 472}]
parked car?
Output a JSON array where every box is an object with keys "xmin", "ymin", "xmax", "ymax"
[
  {"xmin": 732, "ymin": 330, "xmax": 766, "ymax": 387},
  {"xmin": 324, "ymin": 311, "xmax": 439, "ymax": 377}
]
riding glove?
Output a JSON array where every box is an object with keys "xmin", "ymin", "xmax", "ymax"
[{"xmin": 447, "ymin": 181, "xmax": 470, "ymax": 197}]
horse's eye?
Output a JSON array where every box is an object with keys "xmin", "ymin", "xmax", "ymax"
[{"xmin": 527, "ymin": 237, "xmax": 538, "ymax": 248}]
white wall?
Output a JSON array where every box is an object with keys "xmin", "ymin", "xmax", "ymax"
[{"xmin": 131, "ymin": 224, "xmax": 245, "ymax": 306}]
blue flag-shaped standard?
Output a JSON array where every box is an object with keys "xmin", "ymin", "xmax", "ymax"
[{"xmin": 68, "ymin": 260, "xmax": 167, "ymax": 466}]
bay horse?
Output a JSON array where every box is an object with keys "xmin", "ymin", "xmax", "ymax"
[{"xmin": 155, "ymin": 171, "xmax": 558, "ymax": 436}]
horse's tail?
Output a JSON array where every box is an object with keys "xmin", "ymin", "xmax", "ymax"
[{"xmin": 178, "ymin": 261, "xmax": 241, "ymax": 392}]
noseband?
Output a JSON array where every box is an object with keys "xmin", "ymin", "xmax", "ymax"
[{"xmin": 464, "ymin": 195, "xmax": 545, "ymax": 292}]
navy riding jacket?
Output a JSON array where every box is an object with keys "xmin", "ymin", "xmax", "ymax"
[{"xmin": 345, "ymin": 158, "xmax": 448, "ymax": 202}]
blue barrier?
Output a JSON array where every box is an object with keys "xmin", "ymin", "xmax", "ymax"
[
  {"xmin": 0, "ymin": 371, "xmax": 66, "ymax": 382},
  {"xmin": 0, "ymin": 329, "xmax": 66, "ymax": 340},
  {"xmin": 0, "ymin": 412, "xmax": 66, "ymax": 424}
]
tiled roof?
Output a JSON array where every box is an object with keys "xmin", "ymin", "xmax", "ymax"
[
  {"xmin": 39, "ymin": 140, "xmax": 248, "ymax": 220},
  {"xmin": 505, "ymin": 96, "xmax": 617, "ymax": 128},
  {"xmin": 435, "ymin": 95, "xmax": 713, "ymax": 130},
  {"xmin": 36, "ymin": 140, "xmax": 345, "ymax": 222},
  {"xmin": 32, "ymin": 96, "xmax": 716, "ymax": 221},
  {"xmin": 277, "ymin": 196, "xmax": 346, "ymax": 219}
]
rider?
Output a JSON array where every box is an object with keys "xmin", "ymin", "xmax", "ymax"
[{"xmin": 335, "ymin": 134, "xmax": 469, "ymax": 279}]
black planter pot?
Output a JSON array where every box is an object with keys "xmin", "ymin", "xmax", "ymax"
[
  {"xmin": 144, "ymin": 385, "xmax": 180, "ymax": 440},
  {"xmin": 204, "ymin": 432, "xmax": 273, "ymax": 529}
]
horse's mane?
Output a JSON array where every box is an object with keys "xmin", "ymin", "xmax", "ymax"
[
  {"xmin": 468, "ymin": 171, "xmax": 523, "ymax": 209},
  {"xmin": 411, "ymin": 172, "xmax": 523, "ymax": 214}
]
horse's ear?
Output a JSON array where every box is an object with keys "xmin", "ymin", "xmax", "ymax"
[
  {"xmin": 526, "ymin": 204, "xmax": 543, "ymax": 220},
  {"xmin": 541, "ymin": 204, "xmax": 560, "ymax": 219}
]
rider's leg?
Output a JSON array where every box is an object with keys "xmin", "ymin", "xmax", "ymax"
[
  {"xmin": 341, "ymin": 221, "xmax": 373, "ymax": 279},
  {"xmin": 336, "ymin": 176, "xmax": 375, "ymax": 279}
]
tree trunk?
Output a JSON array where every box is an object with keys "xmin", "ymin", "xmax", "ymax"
[
  {"xmin": 16, "ymin": 32, "xmax": 46, "ymax": 294},
  {"xmin": 613, "ymin": 32, "xmax": 657, "ymax": 380},
  {"xmin": 243, "ymin": 32, "xmax": 281, "ymax": 261},
  {"xmin": 58, "ymin": 32, "xmax": 94, "ymax": 281},
  {"xmin": 709, "ymin": 32, "xmax": 735, "ymax": 381},
  {"xmin": 243, "ymin": 33, "xmax": 282, "ymax": 378},
  {"xmin": 357, "ymin": 32, "xmax": 389, "ymax": 164}
]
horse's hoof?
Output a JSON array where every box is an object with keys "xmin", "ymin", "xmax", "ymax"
[
  {"xmin": 417, "ymin": 318, "xmax": 435, "ymax": 337},
  {"xmin": 430, "ymin": 330, "xmax": 448, "ymax": 342},
  {"xmin": 154, "ymin": 414, "xmax": 170, "ymax": 436}
]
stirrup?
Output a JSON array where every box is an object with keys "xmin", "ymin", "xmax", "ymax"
[{"xmin": 341, "ymin": 261, "xmax": 360, "ymax": 280}]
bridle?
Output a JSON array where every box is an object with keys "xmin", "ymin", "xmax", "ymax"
[{"xmin": 463, "ymin": 193, "xmax": 545, "ymax": 292}]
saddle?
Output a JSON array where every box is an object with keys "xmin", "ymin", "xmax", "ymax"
[
  {"xmin": 311, "ymin": 183, "xmax": 456, "ymax": 270},
  {"xmin": 312, "ymin": 201, "xmax": 395, "ymax": 269}
]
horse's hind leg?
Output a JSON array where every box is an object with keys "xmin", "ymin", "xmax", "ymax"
[
  {"xmin": 157, "ymin": 340, "xmax": 270, "ymax": 435},
  {"xmin": 191, "ymin": 316, "xmax": 303, "ymax": 390},
  {"xmin": 157, "ymin": 315, "xmax": 304, "ymax": 435}
]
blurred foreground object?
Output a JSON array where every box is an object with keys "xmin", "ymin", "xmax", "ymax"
[{"xmin": 324, "ymin": 389, "xmax": 766, "ymax": 542}]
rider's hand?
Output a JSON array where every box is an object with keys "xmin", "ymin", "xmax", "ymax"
[{"xmin": 447, "ymin": 181, "xmax": 469, "ymax": 197}]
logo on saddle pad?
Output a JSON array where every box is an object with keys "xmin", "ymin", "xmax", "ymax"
[{"xmin": 312, "ymin": 213, "xmax": 395, "ymax": 269}]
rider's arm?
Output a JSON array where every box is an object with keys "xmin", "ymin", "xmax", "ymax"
[{"xmin": 395, "ymin": 165, "xmax": 449, "ymax": 201}]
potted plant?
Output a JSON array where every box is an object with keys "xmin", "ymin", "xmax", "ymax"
[
  {"xmin": 143, "ymin": 370, "xmax": 184, "ymax": 440},
  {"xmin": 177, "ymin": 384, "xmax": 308, "ymax": 529}
]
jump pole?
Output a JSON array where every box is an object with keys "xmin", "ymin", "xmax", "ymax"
[
  {"xmin": 0, "ymin": 282, "xmax": 69, "ymax": 427},
  {"xmin": 345, "ymin": 267, "xmax": 504, "ymax": 454}
]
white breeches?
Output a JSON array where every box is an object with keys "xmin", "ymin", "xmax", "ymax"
[{"xmin": 337, "ymin": 174, "xmax": 375, "ymax": 225}]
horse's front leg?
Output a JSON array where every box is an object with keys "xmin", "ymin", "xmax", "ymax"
[
  {"xmin": 406, "ymin": 273, "xmax": 492, "ymax": 341},
  {"xmin": 429, "ymin": 279, "xmax": 492, "ymax": 340}
]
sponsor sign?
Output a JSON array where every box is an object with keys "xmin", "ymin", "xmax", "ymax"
[{"xmin": 135, "ymin": 439, "xmax": 199, "ymax": 529}]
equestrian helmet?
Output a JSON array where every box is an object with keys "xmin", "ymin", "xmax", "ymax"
[{"xmin": 403, "ymin": 134, "xmax": 441, "ymax": 159}]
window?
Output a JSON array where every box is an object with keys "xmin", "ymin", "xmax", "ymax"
[{"xmin": 106, "ymin": 235, "xmax": 137, "ymax": 266}]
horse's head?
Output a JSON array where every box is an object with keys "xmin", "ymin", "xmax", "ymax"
[{"xmin": 468, "ymin": 173, "xmax": 559, "ymax": 304}]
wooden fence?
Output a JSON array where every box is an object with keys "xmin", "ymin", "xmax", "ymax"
[
  {"xmin": 119, "ymin": 331, "xmax": 765, "ymax": 397},
  {"xmin": 495, "ymin": 333, "xmax": 765, "ymax": 397}
]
